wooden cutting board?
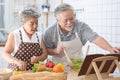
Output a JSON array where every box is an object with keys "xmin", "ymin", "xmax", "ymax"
[{"xmin": 9, "ymin": 72, "xmax": 67, "ymax": 80}]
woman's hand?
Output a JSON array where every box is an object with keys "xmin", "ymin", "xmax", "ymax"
[
  {"xmin": 15, "ymin": 60, "xmax": 27, "ymax": 71},
  {"xmin": 30, "ymin": 56, "xmax": 39, "ymax": 64}
]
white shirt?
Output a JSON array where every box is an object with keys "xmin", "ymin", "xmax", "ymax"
[{"xmin": 9, "ymin": 27, "xmax": 41, "ymax": 55}]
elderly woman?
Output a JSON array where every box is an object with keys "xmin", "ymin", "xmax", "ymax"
[{"xmin": 2, "ymin": 5, "xmax": 47, "ymax": 71}]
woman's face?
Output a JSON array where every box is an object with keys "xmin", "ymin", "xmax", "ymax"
[
  {"xmin": 57, "ymin": 9, "xmax": 75, "ymax": 32},
  {"xmin": 23, "ymin": 17, "xmax": 38, "ymax": 35}
]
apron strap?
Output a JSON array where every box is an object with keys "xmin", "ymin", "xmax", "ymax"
[
  {"xmin": 57, "ymin": 25, "xmax": 61, "ymax": 42},
  {"xmin": 75, "ymin": 32, "xmax": 79, "ymax": 38},
  {"xmin": 36, "ymin": 33, "xmax": 42, "ymax": 48},
  {"xmin": 36, "ymin": 33, "xmax": 40, "ymax": 43},
  {"xmin": 19, "ymin": 30, "xmax": 23, "ymax": 42},
  {"xmin": 58, "ymin": 33, "xmax": 61, "ymax": 42}
]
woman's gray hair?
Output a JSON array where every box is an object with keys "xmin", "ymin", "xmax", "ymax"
[
  {"xmin": 54, "ymin": 3, "xmax": 75, "ymax": 19},
  {"xmin": 19, "ymin": 5, "xmax": 41, "ymax": 23}
]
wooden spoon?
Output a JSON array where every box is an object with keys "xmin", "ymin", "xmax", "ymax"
[{"xmin": 63, "ymin": 48, "xmax": 74, "ymax": 68}]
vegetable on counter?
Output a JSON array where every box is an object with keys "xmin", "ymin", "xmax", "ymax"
[
  {"xmin": 32, "ymin": 60, "xmax": 65, "ymax": 72},
  {"xmin": 32, "ymin": 61, "xmax": 44, "ymax": 72},
  {"xmin": 12, "ymin": 71, "xmax": 24, "ymax": 75},
  {"xmin": 71, "ymin": 58, "xmax": 83, "ymax": 72},
  {"xmin": 32, "ymin": 59, "xmax": 83, "ymax": 72}
]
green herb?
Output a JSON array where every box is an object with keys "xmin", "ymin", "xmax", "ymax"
[
  {"xmin": 32, "ymin": 61, "xmax": 44, "ymax": 72},
  {"xmin": 71, "ymin": 58, "xmax": 83, "ymax": 72}
]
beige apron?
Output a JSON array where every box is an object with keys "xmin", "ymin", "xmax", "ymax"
[
  {"xmin": 53, "ymin": 27, "xmax": 83, "ymax": 66},
  {"xmin": 8, "ymin": 31, "xmax": 43, "ymax": 71}
]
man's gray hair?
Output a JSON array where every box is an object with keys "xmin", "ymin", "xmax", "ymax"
[
  {"xmin": 19, "ymin": 5, "xmax": 41, "ymax": 23},
  {"xmin": 54, "ymin": 3, "xmax": 74, "ymax": 19}
]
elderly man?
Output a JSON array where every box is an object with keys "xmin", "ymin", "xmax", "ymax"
[{"xmin": 43, "ymin": 3, "xmax": 120, "ymax": 66}]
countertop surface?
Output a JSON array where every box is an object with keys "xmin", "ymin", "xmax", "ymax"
[
  {"xmin": 67, "ymin": 70, "xmax": 80, "ymax": 80},
  {"xmin": 1, "ymin": 69, "xmax": 120, "ymax": 80}
]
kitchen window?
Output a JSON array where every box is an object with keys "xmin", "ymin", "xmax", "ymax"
[{"xmin": 0, "ymin": 0, "xmax": 4, "ymax": 30}]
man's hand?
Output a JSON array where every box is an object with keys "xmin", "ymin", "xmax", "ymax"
[
  {"xmin": 56, "ymin": 42, "xmax": 64, "ymax": 54},
  {"xmin": 109, "ymin": 47, "xmax": 120, "ymax": 53}
]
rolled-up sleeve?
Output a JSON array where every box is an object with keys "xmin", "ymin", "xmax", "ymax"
[
  {"xmin": 43, "ymin": 30, "xmax": 52, "ymax": 48},
  {"xmin": 80, "ymin": 23, "xmax": 99, "ymax": 45}
]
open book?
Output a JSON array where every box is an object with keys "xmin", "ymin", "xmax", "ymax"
[{"xmin": 78, "ymin": 53, "xmax": 120, "ymax": 76}]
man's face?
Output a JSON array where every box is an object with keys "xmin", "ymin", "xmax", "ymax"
[{"xmin": 57, "ymin": 9, "xmax": 75, "ymax": 32}]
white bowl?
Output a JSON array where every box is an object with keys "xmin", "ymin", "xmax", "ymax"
[{"xmin": 0, "ymin": 68, "xmax": 13, "ymax": 80}]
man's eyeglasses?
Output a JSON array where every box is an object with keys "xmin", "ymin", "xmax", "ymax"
[{"xmin": 58, "ymin": 15, "xmax": 75, "ymax": 24}]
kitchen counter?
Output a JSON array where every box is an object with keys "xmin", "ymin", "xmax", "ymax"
[
  {"xmin": 1, "ymin": 70, "xmax": 120, "ymax": 80},
  {"xmin": 67, "ymin": 70, "xmax": 80, "ymax": 80}
]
